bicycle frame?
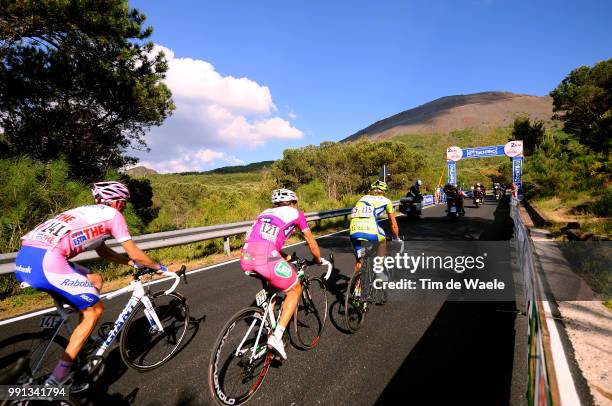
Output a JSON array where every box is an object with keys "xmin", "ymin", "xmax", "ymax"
[
  {"xmin": 234, "ymin": 258, "xmax": 332, "ymax": 364},
  {"xmin": 94, "ymin": 271, "xmax": 181, "ymax": 356},
  {"xmin": 27, "ymin": 271, "xmax": 182, "ymax": 374},
  {"xmin": 234, "ymin": 291, "xmax": 281, "ymax": 363}
]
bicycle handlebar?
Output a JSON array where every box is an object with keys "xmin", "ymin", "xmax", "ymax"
[
  {"xmin": 133, "ymin": 265, "xmax": 188, "ymax": 295},
  {"xmin": 289, "ymin": 253, "xmax": 334, "ymax": 281}
]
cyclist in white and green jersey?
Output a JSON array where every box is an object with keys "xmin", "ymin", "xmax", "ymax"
[{"xmin": 349, "ymin": 180, "xmax": 399, "ymax": 274}]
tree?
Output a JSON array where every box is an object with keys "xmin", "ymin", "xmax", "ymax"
[
  {"xmin": 510, "ymin": 116, "xmax": 545, "ymax": 156},
  {"xmin": 0, "ymin": 0, "xmax": 175, "ymax": 181},
  {"xmin": 549, "ymin": 59, "xmax": 612, "ymax": 153}
]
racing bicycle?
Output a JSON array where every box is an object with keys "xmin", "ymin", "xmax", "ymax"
[
  {"xmin": 208, "ymin": 254, "xmax": 333, "ymax": 405},
  {"xmin": 344, "ymin": 238, "xmax": 404, "ymax": 333},
  {"xmin": 1, "ymin": 265, "xmax": 189, "ymax": 397}
]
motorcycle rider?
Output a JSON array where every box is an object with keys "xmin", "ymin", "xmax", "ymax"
[
  {"xmin": 408, "ymin": 180, "xmax": 423, "ymax": 200},
  {"xmin": 444, "ymin": 183, "xmax": 465, "ymax": 215}
]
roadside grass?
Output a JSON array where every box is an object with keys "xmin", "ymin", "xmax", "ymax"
[
  {"xmin": 531, "ymin": 194, "xmax": 611, "ymax": 310},
  {"xmin": 530, "ymin": 193, "xmax": 612, "ymax": 237},
  {"xmin": 0, "ymin": 217, "xmax": 349, "ymax": 320},
  {"xmin": 558, "ymin": 241, "xmax": 612, "ymax": 310}
]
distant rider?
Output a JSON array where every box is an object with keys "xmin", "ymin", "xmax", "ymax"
[
  {"xmin": 407, "ymin": 179, "xmax": 423, "ymax": 201},
  {"xmin": 349, "ymin": 180, "xmax": 400, "ymax": 281},
  {"xmin": 444, "ymin": 183, "xmax": 465, "ymax": 215},
  {"xmin": 240, "ymin": 189, "xmax": 322, "ymax": 360}
]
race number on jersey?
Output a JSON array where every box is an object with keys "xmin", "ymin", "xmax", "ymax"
[
  {"xmin": 259, "ymin": 223, "xmax": 280, "ymax": 242},
  {"xmin": 351, "ymin": 205, "xmax": 374, "ymax": 218},
  {"xmin": 24, "ymin": 218, "xmax": 73, "ymax": 247}
]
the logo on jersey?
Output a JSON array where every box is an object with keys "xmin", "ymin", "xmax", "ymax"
[
  {"xmin": 284, "ymin": 225, "xmax": 295, "ymax": 237},
  {"xmin": 70, "ymin": 224, "xmax": 105, "ymax": 246},
  {"xmin": 15, "ymin": 265, "xmax": 32, "ymax": 274},
  {"xmin": 61, "ymin": 279, "xmax": 94, "ymax": 288},
  {"xmin": 274, "ymin": 261, "xmax": 292, "ymax": 278}
]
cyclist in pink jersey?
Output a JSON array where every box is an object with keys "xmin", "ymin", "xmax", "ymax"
[
  {"xmin": 240, "ymin": 188, "xmax": 322, "ymax": 360},
  {"xmin": 14, "ymin": 181, "xmax": 169, "ymax": 388}
]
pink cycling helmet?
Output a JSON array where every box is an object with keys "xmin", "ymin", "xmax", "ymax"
[{"xmin": 91, "ymin": 181, "xmax": 130, "ymax": 203}]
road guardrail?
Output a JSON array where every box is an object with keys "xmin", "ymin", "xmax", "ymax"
[
  {"xmin": 510, "ymin": 197, "xmax": 560, "ymax": 405},
  {"xmin": 1, "ymin": 197, "xmax": 438, "ymax": 275}
]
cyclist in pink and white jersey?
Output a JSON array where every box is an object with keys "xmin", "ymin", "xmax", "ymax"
[
  {"xmin": 240, "ymin": 188, "xmax": 322, "ymax": 360},
  {"xmin": 14, "ymin": 181, "xmax": 169, "ymax": 388}
]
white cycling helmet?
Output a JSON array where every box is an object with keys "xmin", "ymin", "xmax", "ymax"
[
  {"xmin": 271, "ymin": 188, "xmax": 298, "ymax": 204},
  {"xmin": 416, "ymin": 179, "xmax": 422, "ymax": 186},
  {"xmin": 92, "ymin": 181, "xmax": 130, "ymax": 203}
]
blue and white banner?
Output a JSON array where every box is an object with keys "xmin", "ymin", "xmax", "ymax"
[
  {"xmin": 462, "ymin": 145, "xmax": 506, "ymax": 159},
  {"xmin": 422, "ymin": 195, "xmax": 434, "ymax": 206},
  {"xmin": 447, "ymin": 161, "xmax": 457, "ymax": 185},
  {"xmin": 512, "ymin": 157, "xmax": 523, "ymax": 195}
]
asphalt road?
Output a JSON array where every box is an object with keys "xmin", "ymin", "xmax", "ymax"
[{"xmin": 0, "ymin": 196, "xmax": 526, "ymax": 406}]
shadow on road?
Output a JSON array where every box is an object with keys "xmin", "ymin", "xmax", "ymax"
[
  {"xmin": 376, "ymin": 300, "xmax": 518, "ymax": 405},
  {"xmin": 376, "ymin": 197, "xmax": 520, "ymax": 405},
  {"xmin": 85, "ymin": 313, "xmax": 206, "ymax": 406}
]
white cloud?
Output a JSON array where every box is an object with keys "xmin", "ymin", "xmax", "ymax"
[
  {"xmin": 138, "ymin": 148, "xmax": 244, "ymax": 173},
  {"xmin": 288, "ymin": 111, "xmax": 298, "ymax": 120},
  {"xmin": 136, "ymin": 45, "xmax": 302, "ymax": 172}
]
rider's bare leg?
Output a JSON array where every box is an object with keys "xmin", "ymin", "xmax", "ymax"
[
  {"xmin": 86, "ymin": 273, "xmax": 103, "ymax": 291},
  {"xmin": 277, "ymin": 282, "xmax": 301, "ymax": 331},
  {"xmin": 51, "ymin": 301, "xmax": 104, "ymax": 380}
]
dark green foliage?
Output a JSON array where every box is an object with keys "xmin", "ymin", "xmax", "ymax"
[
  {"xmin": 0, "ymin": 157, "xmax": 90, "ymax": 253},
  {"xmin": 272, "ymin": 140, "xmax": 427, "ymax": 199},
  {"xmin": 550, "ymin": 59, "xmax": 612, "ymax": 153},
  {"xmin": 592, "ymin": 187, "xmax": 612, "ymax": 217},
  {"xmin": 523, "ymin": 130, "xmax": 609, "ymax": 197},
  {"xmin": 0, "ymin": 0, "xmax": 175, "ymax": 181},
  {"xmin": 510, "ymin": 116, "xmax": 545, "ymax": 156},
  {"xmin": 201, "ymin": 161, "xmax": 275, "ymax": 175},
  {"xmin": 124, "ymin": 176, "xmax": 159, "ymax": 226},
  {"xmin": 0, "ymin": 157, "xmax": 160, "ymax": 252}
]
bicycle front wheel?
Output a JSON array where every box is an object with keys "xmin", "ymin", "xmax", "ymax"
[
  {"xmin": 344, "ymin": 270, "xmax": 366, "ymax": 333},
  {"xmin": 293, "ymin": 277, "xmax": 328, "ymax": 349},
  {"xmin": 209, "ymin": 307, "xmax": 272, "ymax": 406},
  {"xmin": 120, "ymin": 291, "xmax": 189, "ymax": 371}
]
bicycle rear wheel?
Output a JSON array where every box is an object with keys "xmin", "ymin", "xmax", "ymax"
[
  {"xmin": 1, "ymin": 397, "xmax": 81, "ymax": 406},
  {"xmin": 209, "ymin": 307, "xmax": 272, "ymax": 406},
  {"xmin": 293, "ymin": 277, "xmax": 328, "ymax": 349},
  {"xmin": 120, "ymin": 291, "xmax": 189, "ymax": 371},
  {"xmin": 0, "ymin": 331, "xmax": 69, "ymax": 384},
  {"xmin": 0, "ymin": 396, "xmax": 81, "ymax": 406},
  {"xmin": 344, "ymin": 270, "xmax": 366, "ymax": 333}
]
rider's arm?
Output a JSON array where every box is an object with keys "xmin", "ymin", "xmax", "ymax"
[
  {"xmin": 96, "ymin": 242, "xmax": 130, "ymax": 265},
  {"xmin": 104, "ymin": 210, "xmax": 164, "ymax": 271},
  {"xmin": 384, "ymin": 200, "xmax": 399, "ymax": 239},
  {"xmin": 302, "ymin": 229, "xmax": 322, "ymax": 264},
  {"xmin": 388, "ymin": 212, "xmax": 400, "ymax": 239},
  {"xmin": 120, "ymin": 240, "xmax": 163, "ymax": 270}
]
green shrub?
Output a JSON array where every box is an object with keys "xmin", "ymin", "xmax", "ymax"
[{"xmin": 592, "ymin": 187, "xmax": 612, "ymax": 217}]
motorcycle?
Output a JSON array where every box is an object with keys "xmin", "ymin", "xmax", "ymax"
[
  {"xmin": 446, "ymin": 194, "xmax": 463, "ymax": 219},
  {"xmin": 399, "ymin": 194, "xmax": 423, "ymax": 219},
  {"xmin": 495, "ymin": 187, "xmax": 503, "ymax": 200},
  {"xmin": 473, "ymin": 187, "xmax": 484, "ymax": 207}
]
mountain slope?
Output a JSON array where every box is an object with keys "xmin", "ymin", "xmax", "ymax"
[
  {"xmin": 125, "ymin": 165, "xmax": 158, "ymax": 176},
  {"xmin": 343, "ymin": 91, "xmax": 553, "ymax": 141}
]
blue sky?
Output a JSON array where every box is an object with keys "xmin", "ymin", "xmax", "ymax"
[{"xmin": 130, "ymin": 0, "xmax": 612, "ymax": 172}]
